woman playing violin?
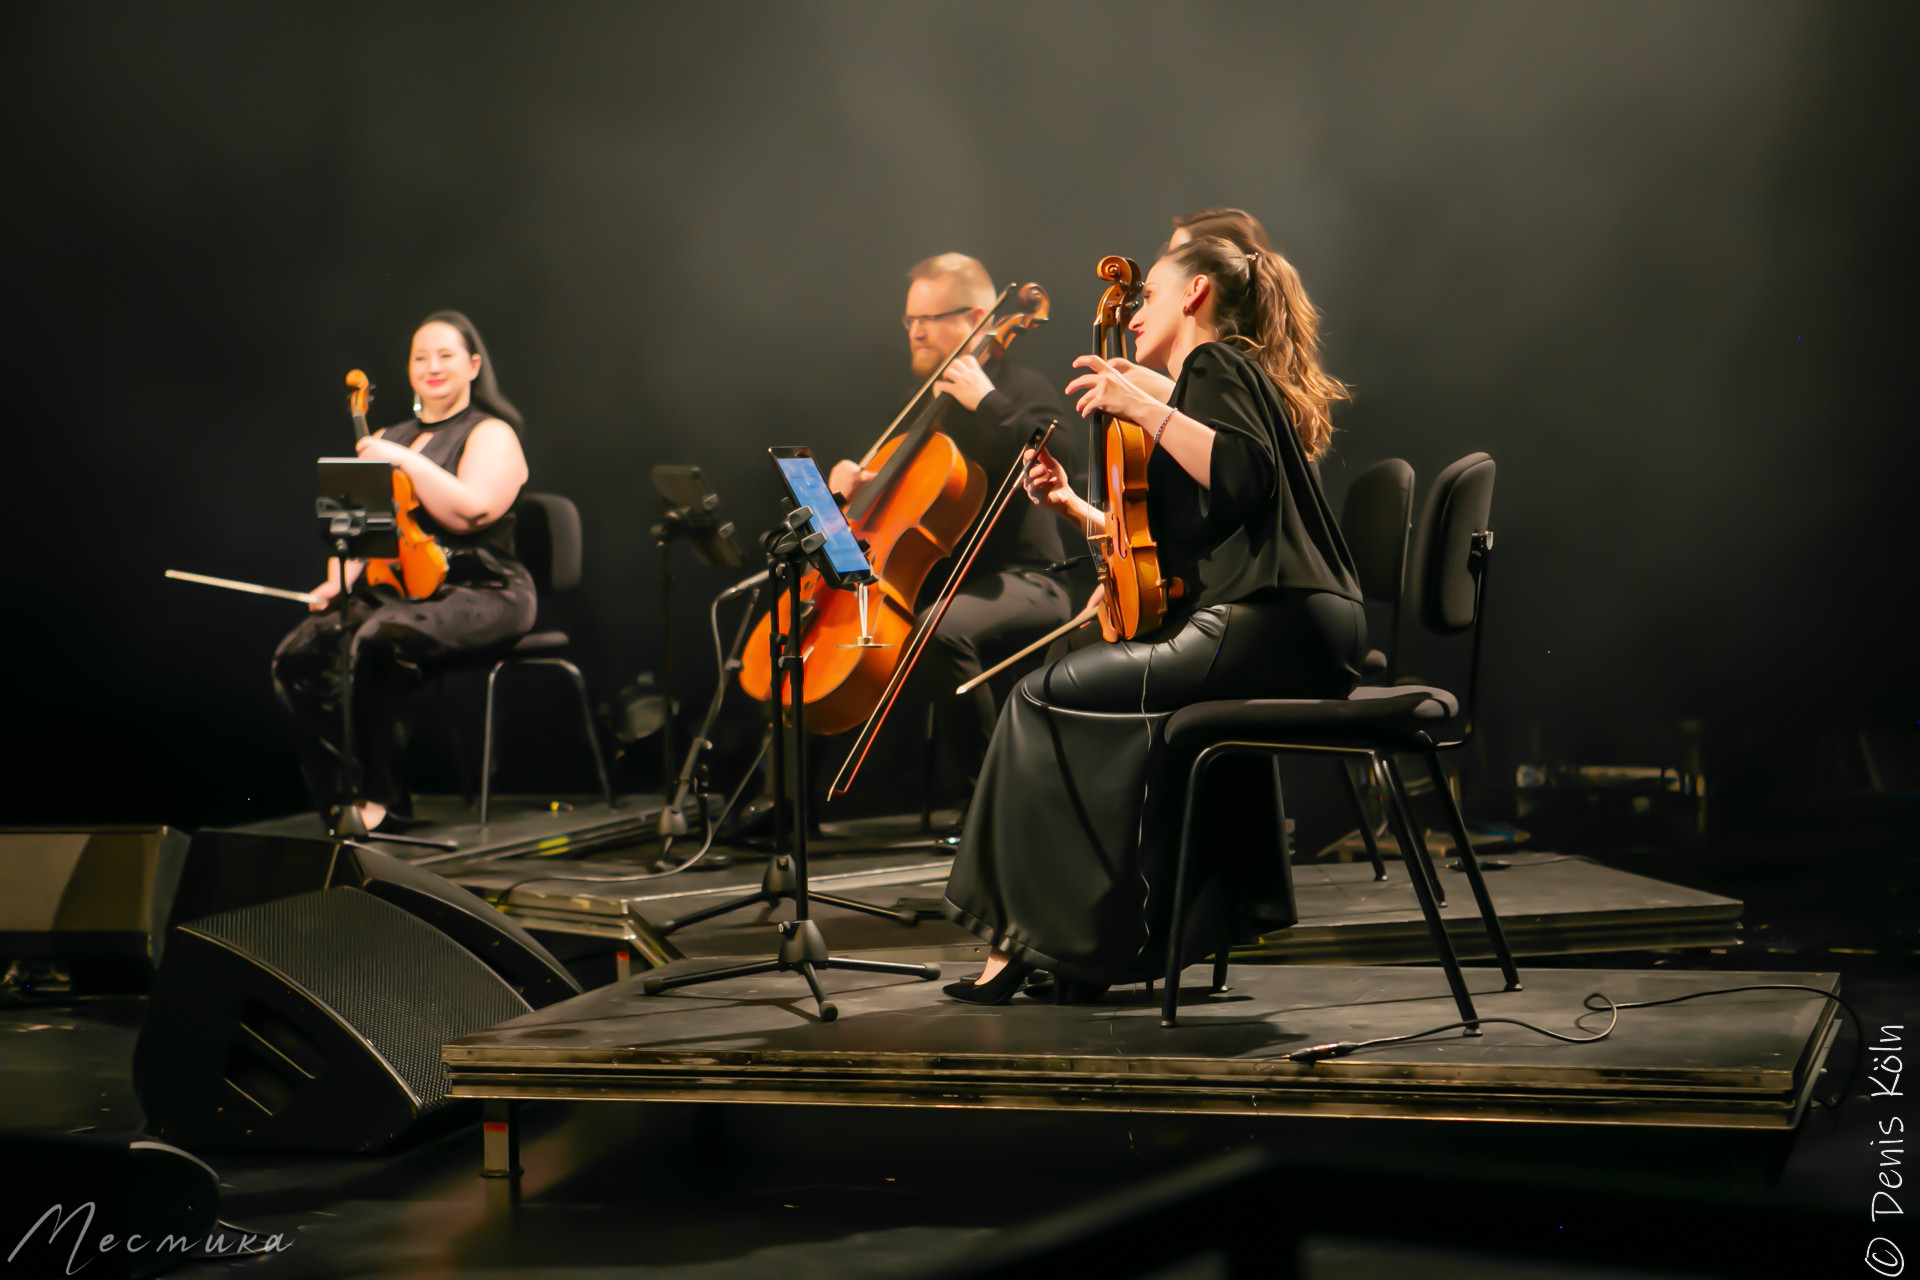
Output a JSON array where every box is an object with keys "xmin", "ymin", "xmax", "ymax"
[
  {"xmin": 941, "ymin": 231, "xmax": 1364, "ymax": 1003},
  {"xmin": 272, "ymin": 310, "xmax": 534, "ymax": 834}
]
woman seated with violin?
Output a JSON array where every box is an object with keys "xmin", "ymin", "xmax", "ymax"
[
  {"xmin": 941, "ymin": 232, "xmax": 1365, "ymax": 1004},
  {"xmin": 272, "ymin": 310, "xmax": 533, "ymax": 834}
]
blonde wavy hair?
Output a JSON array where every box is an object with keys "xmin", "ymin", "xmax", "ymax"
[{"xmin": 1163, "ymin": 216, "xmax": 1347, "ymax": 462}]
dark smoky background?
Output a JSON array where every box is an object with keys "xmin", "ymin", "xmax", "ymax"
[{"xmin": 3, "ymin": 1, "xmax": 1914, "ymax": 830}]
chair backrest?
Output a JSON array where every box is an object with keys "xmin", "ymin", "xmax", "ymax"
[
  {"xmin": 512, "ymin": 492, "xmax": 583, "ymax": 596},
  {"xmin": 1340, "ymin": 458, "xmax": 1416, "ymax": 606},
  {"xmin": 1410, "ymin": 453, "xmax": 1495, "ymax": 635}
]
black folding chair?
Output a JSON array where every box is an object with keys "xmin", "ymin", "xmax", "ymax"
[
  {"xmin": 1330, "ymin": 457, "xmax": 1416, "ymax": 881},
  {"xmin": 1158, "ymin": 453, "xmax": 1518, "ymax": 1028},
  {"xmin": 433, "ymin": 492, "xmax": 613, "ymax": 826}
]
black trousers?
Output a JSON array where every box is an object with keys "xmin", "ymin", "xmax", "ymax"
[
  {"xmin": 271, "ymin": 569, "xmax": 536, "ymax": 820},
  {"xmin": 918, "ymin": 568, "xmax": 1073, "ymax": 801}
]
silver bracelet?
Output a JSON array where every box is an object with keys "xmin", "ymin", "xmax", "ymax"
[{"xmin": 1152, "ymin": 407, "xmax": 1175, "ymax": 449}]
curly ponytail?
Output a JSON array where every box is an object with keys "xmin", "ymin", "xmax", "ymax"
[{"xmin": 1160, "ymin": 235, "xmax": 1348, "ymax": 461}]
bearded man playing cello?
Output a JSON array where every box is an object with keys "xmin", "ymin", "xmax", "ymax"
[{"xmin": 827, "ymin": 253, "xmax": 1076, "ymax": 813}]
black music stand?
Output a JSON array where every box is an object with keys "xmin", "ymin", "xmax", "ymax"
[
  {"xmin": 313, "ymin": 459, "xmax": 455, "ymax": 851},
  {"xmin": 642, "ymin": 499, "xmax": 940, "ymax": 1021},
  {"xmin": 650, "ymin": 465, "xmax": 745, "ymax": 846}
]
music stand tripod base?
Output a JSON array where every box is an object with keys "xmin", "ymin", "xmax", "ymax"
[{"xmin": 640, "ymin": 502, "xmax": 939, "ymax": 1019}]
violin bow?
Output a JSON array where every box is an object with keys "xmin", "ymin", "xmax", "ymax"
[
  {"xmin": 855, "ymin": 284, "xmax": 1017, "ymax": 468},
  {"xmin": 956, "ymin": 600, "xmax": 1099, "ymax": 695},
  {"xmin": 828, "ymin": 417, "xmax": 1059, "ymax": 800}
]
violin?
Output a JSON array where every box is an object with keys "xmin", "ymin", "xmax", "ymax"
[
  {"xmin": 347, "ymin": 369, "xmax": 449, "ymax": 601},
  {"xmin": 1085, "ymin": 256, "xmax": 1179, "ymax": 640},
  {"xmin": 737, "ymin": 284, "xmax": 1051, "ymax": 735}
]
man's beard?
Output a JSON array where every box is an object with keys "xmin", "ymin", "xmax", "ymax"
[{"xmin": 909, "ymin": 348, "xmax": 942, "ymax": 380}]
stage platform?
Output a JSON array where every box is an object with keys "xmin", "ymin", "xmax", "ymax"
[
  {"xmin": 448, "ymin": 849, "xmax": 1743, "ymax": 971},
  {"xmin": 445, "ymin": 963, "xmax": 1840, "ymax": 1130},
  {"xmin": 229, "ymin": 792, "xmax": 664, "ymax": 866}
]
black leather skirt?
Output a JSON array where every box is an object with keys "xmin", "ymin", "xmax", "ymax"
[{"xmin": 942, "ymin": 591, "xmax": 1367, "ymax": 984}]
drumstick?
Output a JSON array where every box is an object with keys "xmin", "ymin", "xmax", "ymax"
[
  {"xmin": 956, "ymin": 600, "xmax": 1099, "ymax": 695},
  {"xmin": 165, "ymin": 569, "xmax": 317, "ymax": 605}
]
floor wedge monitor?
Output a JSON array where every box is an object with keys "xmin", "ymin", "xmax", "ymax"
[
  {"xmin": 134, "ymin": 886, "xmax": 534, "ymax": 1153},
  {"xmin": 0, "ymin": 826, "xmax": 190, "ymax": 988},
  {"xmin": 170, "ymin": 829, "xmax": 580, "ymax": 1007}
]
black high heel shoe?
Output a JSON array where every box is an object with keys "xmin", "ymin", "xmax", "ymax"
[{"xmin": 943, "ymin": 961, "xmax": 1033, "ymax": 1006}]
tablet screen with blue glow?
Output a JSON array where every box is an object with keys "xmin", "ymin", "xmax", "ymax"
[{"xmin": 774, "ymin": 454, "xmax": 872, "ymax": 579}]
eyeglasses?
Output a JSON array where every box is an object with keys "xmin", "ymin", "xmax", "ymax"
[{"xmin": 901, "ymin": 307, "xmax": 973, "ymax": 332}]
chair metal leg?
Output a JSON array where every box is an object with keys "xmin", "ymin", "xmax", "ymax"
[
  {"xmin": 1338, "ymin": 760, "xmax": 1388, "ymax": 881},
  {"xmin": 1378, "ymin": 753, "xmax": 1480, "ymax": 1031},
  {"xmin": 552, "ymin": 657, "xmax": 614, "ymax": 811},
  {"xmin": 1379, "ymin": 755, "xmax": 1446, "ymax": 906},
  {"xmin": 479, "ymin": 661, "xmax": 505, "ymax": 827},
  {"xmin": 1162, "ymin": 748, "xmax": 1214, "ymax": 1027},
  {"xmin": 1428, "ymin": 749, "xmax": 1521, "ymax": 990},
  {"xmin": 1211, "ymin": 946, "xmax": 1230, "ymax": 993},
  {"xmin": 437, "ymin": 677, "xmax": 475, "ymax": 811}
]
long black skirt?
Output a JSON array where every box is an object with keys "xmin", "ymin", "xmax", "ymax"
[{"xmin": 942, "ymin": 591, "xmax": 1367, "ymax": 985}]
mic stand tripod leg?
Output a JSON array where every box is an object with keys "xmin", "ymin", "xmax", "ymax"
[
  {"xmin": 641, "ymin": 529, "xmax": 938, "ymax": 1019},
  {"xmin": 330, "ymin": 536, "xmax": 369, "ymax": 840}
]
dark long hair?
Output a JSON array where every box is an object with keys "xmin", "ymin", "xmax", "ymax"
[
  {"xmin": 419, "ymin": 309, "xmax": 524, "ymax": 431},
  {"xmin": 1170, "ymin": 207, "xmax": 1275, "ymax": 255},
  {"xmin": 1160, "ymin": 234, "xmax": 1348, "ymax": 462}
]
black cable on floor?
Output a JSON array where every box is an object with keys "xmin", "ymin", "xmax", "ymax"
[
  {"xmin": 1282, "ymin": 983, "xmax": 1863, "ymax": 1108},
  {"xmin": 492, "ymin": 736, "xmax": 767, "ymax": 894}
]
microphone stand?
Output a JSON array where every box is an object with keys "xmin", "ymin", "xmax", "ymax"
[
  {"xmin": 313, "ymin": 486, "xmax": 455, "ymax": 851},
  {"xmin": 642, "ymin": 505, "xmax": 941, "ymax": 1021}
]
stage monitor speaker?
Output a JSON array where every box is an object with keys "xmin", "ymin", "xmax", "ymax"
[
  {"xmin": 135, "ymin": 886, "xmax": 534, "ymax": 1153},
  {"xmin": 0, "ymin": 1130, "xmax": 220, "ymax": 1278},
  {"xmin": 0, "ymin": 827, "xmax": 190, "ymax": 987},
  {"xmin": 170, "ymin": 829, "xmax": 580, "ymax": 1007}
]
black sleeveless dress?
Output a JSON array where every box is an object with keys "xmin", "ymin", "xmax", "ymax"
[{"xmin": 271, "ymin": 403, "xmax": 537, "ymax": 822}]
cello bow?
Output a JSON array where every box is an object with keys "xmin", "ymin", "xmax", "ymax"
[{"xmin": 827, "ymin": 416, "xmax": 1060, "ymax": 800}]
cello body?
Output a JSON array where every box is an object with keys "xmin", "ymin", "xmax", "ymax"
[
  {"xmin": 737, "ymin": 428, "xmax": 985, "ymax": 735},
  {"xmin": 737, "ymin": 284, "xmax": 1047, "ymax": 734}
]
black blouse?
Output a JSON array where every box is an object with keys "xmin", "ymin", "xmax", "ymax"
[
  {"xmin": 1148, "ymin": 341, "xmax": 1361, "ymax": 612},
  {"xmin": 379, "ymin": 403, "xmax": 520, "ymax": 567}
]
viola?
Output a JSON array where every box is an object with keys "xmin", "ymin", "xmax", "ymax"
[
  {"xmin": 347, "ymin": 369, "xmax": 449, "ymax": 601},
  {"xmin": 1085, "ymin": 256, "xmax": 1179, "ymax": 640},
  {"xmin": 737, "ymin": 284, "xmax": 1051, "ymax": 735}
]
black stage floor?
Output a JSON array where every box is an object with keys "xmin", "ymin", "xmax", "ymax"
[
  {"xmin": 231, "ymin": 792, "xmax": 665, "ymax": 865},
  {"xmin": 4, "ymin": 826, "xmax": 1912, "ymax": 1279},
  {"xmin": 445, "ymin": 964, "xmax": 1837, "ymax": 1129},
  {"xmin": 451, "ymin": 846, "xmax": 1742, "ymax": 971}
]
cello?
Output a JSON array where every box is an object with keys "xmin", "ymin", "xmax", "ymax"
[
  {"xmin": 346, "ymin": 369, "xmax": 450, "ymax": 600},
  {"xmin": 737, "ymin": 284, "xmax": 1051, "ymax": 734},
  {"xmin": 1085, "ymin": 255, "xmax": 1179, "ymax": 640}
]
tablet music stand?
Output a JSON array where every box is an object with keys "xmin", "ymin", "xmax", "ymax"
[
  {"xmin": 643, "ymin": 494, "xmax": 940, "ymax": 1021},
  {"xmin": 312, "ymin": 459, "xmax": 454, "ymax": 850}
]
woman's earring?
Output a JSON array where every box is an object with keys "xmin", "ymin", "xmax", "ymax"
[{"xmin": 412, "ymin": 393, "xmax": 423, "ymax": 415}]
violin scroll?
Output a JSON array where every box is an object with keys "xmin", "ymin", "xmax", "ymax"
[
  {"xmin": 345, "ymin": 369, "xmax": 374, "ymax": 440},
  {"xmin": 982, "ymin": 282, "xmax": 1050, "ymax": 359},
  {"xmin": 1094, "ymin": 256, "xmax": 1143, "ymax": 335}
]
